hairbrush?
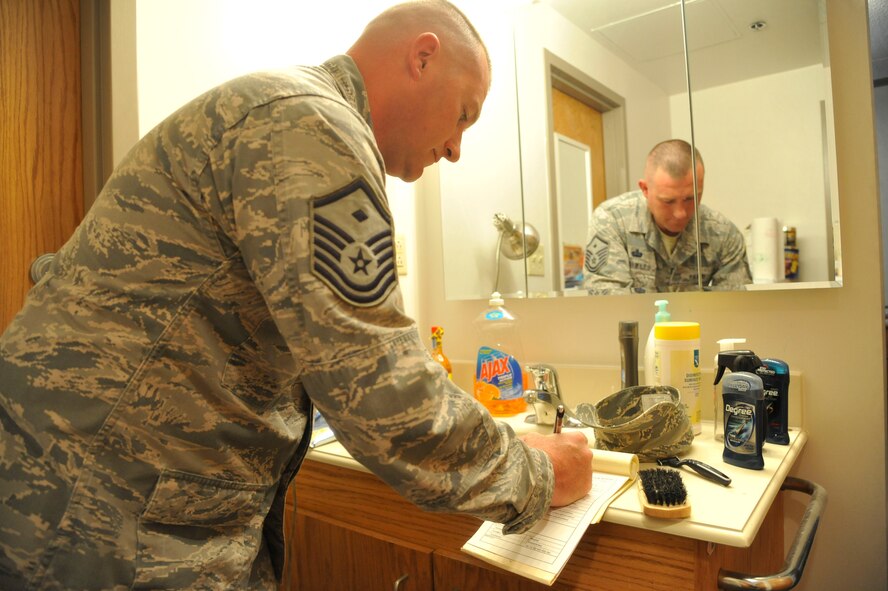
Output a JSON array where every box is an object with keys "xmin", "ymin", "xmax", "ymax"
[{"xmin": 638, "ymin": 468, "xmax": 690, "ymax": 518}]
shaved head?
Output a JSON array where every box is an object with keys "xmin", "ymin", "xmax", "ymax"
[
  {"xmin": 644, "ymin": 139, "xmax": 704, "ymax": 181},
  {"xmin": 355, "ymin": 1, "xmax": 490, "ymax": 77},
  {"xmin": 347, "ymin": 1, "xmax": 492, "ymax": 181}
]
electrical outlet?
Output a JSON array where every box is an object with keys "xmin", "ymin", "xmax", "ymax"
[
  {"xmin": 395, "ymin": 234, "xmax": 407, "ymax": 275},
  {"xmin": 527, "ymin": 245, "xmax": 545, "ymax": 276}
]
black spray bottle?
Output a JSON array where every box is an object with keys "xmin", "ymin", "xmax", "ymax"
[
  {"xmin": 755, "ymin": 359, "xmax": 790, "ymax": 445},
  {"xmin": 722, "ymin": 372, "xmax": 766, "ymax": 470}
]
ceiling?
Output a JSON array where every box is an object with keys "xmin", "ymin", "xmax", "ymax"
[{"xmin": 540, "ymin": 0, "xmax": 827, "ymax": 95}]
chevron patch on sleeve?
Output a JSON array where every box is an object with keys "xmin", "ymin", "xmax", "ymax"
[{"xmin": 310, "ymin": 178, "xmax": 397, "ymax": 307}]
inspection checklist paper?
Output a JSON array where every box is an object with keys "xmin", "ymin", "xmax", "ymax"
[{"xmin": 461, "ymin": 450, "xmax": 638, "ymax": 586}]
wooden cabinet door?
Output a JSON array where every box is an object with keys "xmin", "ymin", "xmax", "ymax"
[
  {"xmin": 433, "ymin": 550, "xmax": 551, "ymax": 591},
  {"xmin": 0, "ymin": 0, "xmax": 84, "ymax": 330},
  {"xmin": 287, "ymin": 512, "xmax": 434, "ymax": 591},
  {"xmin": 434, "ymin": 522, "xmax": 698, "ymax": 591}
]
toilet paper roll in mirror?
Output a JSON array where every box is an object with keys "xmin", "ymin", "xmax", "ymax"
[{"xmin": 751, "ymin": 217, "xmax": 781, "ymax": 284}]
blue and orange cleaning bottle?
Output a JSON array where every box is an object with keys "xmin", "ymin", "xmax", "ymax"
[{"xmin": 473, "ymin": 293, "xmax": 528, "ymax": 416}]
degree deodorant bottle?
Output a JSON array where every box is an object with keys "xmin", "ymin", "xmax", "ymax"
[
  {"xmin": 756, "ymin": 358, "xmax": 791, "ymax": 445},
  {"xmin": 722, "ymin": 372, "xmax": 765, "ymax": 470}
]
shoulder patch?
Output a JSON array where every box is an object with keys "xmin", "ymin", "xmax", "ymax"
[
  {"xmin": 585, "ymin": 236, "xmax": 609, "ymax": 273},
  {"xmin": 311, "ymin": 178, "xmax": 396, "ymax": 307}
]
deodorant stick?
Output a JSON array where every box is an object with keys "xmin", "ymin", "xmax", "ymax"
[{"xmin": 722, "ymin": 372, "xmax": 765, "ymax": 470}]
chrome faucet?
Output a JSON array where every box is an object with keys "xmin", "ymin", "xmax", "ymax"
[
  {"xmin": 523, "ymin": 364, "xmax": 565, "ymax": 426},
  {"xmin": 524, "ymin": 364, "xmax": 588, "ymax": 427}
]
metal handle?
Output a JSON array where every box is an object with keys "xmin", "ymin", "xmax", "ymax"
[
  {"xmin": 393, "ymin": 574, "xmax": 409, "ymax": 590},
  {"xmin": 717, "ymin": 477, "xmax": 827, "ymax": 590},
  {"xmin": 525, "ymin": 363, "xmax": 560, "ymax": 393},
  {"xmin": 29, "ymin": 252, "xmax": 55, "ymax": 284}
]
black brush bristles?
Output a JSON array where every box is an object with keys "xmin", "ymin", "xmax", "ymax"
[{"xmin": 639, "ymin": 468, "xmax": 688, "ymax": 506}]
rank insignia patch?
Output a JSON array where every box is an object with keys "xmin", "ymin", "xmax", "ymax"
[
  {"xmin": 311, "ymin": 178, "xmax": 396, "ymax": 307},
  {"xmin": 585, "ymin": 236, "xmax": 609, "ymax": 273}
]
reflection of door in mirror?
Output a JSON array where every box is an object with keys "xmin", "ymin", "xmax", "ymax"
[
  {"xmin": 551, "ymin": 89, "xmax": 605, "ymax": 293},
  {"xmin": 553, "ymin": 134, "xmax": 593, "ymax": 292},
  {"xmin": 537, "ymin": 60, "xmax": 631, "ymax": 296},
  {"xmin": 552, "ymin": 88, "xmax": 607, "ymax": 207}
]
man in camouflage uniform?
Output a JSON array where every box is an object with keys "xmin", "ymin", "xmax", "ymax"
[
  {"xmin": 0, "ymin": 2, "xmax": 592, "ymax": 589},
  {"xmin": 584, "ymin": 139, "xmax": 751, "ymax": 294}
]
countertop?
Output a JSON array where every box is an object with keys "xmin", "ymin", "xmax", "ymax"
[{"xmin": 305, "ymin": 413, "xmax": 806, "ymax": 549}]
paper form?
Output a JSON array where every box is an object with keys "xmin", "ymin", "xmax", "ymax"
[{"xmin": 462, "ymin": 451, "xmax": 638, "ymax": 586}]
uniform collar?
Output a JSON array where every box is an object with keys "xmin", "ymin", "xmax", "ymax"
[
  {"xmin": 627, "ymin": 191, "xmax": 710, "ymax": 262},
  {"xmin": 321, "ymin": 55, "xmax": 372, "ymax": 128}
]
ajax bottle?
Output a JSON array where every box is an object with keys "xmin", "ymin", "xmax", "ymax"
[
  {"xmin": 473, "ymin": 293, "xmax": 528, "ymax": 416},
  {"xmin": 430, "ymin": 325, "xmax": 453, "ymax": 380}
]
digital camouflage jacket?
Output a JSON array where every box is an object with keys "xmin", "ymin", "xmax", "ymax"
[{"xmin": 0, "ymin": 55, "xmax": 551, "ymax": 590}]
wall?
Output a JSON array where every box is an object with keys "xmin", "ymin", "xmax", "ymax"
[
  {"xmin": 416, "ymin": 1, "xmax": 886, "ymax": 589},
  {"xmin": 435, "ymin": 3, "xmax": 526, "ymax": 301},
  {"xmin": 122, "ymin": 0, "xmax": 423, "ymax": 319},
  {"xmin": 117, "ymin": 0, "xmax": 886, "ymax": 588}
]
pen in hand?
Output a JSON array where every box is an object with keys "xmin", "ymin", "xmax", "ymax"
[{"xmin": 553, "ymin": 404, "xmax": 565, "ymax": 434}]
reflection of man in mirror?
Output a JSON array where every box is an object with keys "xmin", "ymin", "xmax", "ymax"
[{"xmin": 584, "ymin": 139, "xmax": 751, "ymax": 294}]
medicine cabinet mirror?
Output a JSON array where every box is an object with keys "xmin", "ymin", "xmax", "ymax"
[{"xmin": 439, "ymin": 0, "xmax": 842, "ymax": 300}]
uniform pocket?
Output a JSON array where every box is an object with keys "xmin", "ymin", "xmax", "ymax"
[
  {"xmin": 221, "ymin": 316, "xmax": 299, "ymax": 414},
  {"xmin": 134, "ymin": 470, "xmax": 269, "ymax": 589}
]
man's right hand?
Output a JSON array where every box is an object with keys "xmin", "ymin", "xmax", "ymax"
[{"xmin": 522, "ymin": 431, "xmax": 593, "ymax": 507}]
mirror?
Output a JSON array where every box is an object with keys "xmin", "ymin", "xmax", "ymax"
[
  {"xmin": 679, "ymin": 0, "xmax": 840, "ymax": 290},
  {"xmin": 439, "ymin": 0, "xmax": 841, "ymax": 300}
]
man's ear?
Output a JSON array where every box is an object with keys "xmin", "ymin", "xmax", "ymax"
[
  {"xmin": 638, "ymin": 179, "xmax": 648, "ymax": 195},
  {"xmin": 409, "ymin": 32, "xmax": 440, "ymax": 80}
]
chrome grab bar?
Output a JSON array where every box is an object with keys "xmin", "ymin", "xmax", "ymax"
[{"xmin": 718, "ymin": 477, "xmax": 827, "ymax": 590}]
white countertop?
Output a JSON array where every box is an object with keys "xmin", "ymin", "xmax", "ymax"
[{"xmin": 305, "ymin": 413, "xmax": 806, "ymax": 549}]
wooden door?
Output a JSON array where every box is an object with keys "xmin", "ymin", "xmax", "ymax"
[
  {"xmin": 551, "ymin": 87, "xmax": 607, "ymax": 209},
  {"xmin": 0, "ymin": 0, "xmax": 84, "ymax": 331}
]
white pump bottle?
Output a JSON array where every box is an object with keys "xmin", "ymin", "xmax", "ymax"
[{"xmin": 643, "ymin": 299, "xmax": 670, "ymax": 385}]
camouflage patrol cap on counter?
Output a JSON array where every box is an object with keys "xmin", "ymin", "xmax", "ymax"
[{"xmin": 574, "ymin": 385, "xmax": 694, "ymax": 462}]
